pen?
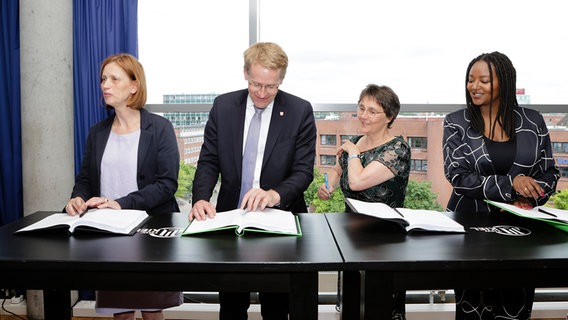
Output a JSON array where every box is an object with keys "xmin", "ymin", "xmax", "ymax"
[
  {"xmin": 324, "ymin": 173, "xmax": 329, "ymax": 191},
  {"xmin": 538, "ymin": 208, "xmax": 557, "ymax": 218},
  {"xmin": 79, "ymin": 207, "xmax": 92, "ymax": 218}
]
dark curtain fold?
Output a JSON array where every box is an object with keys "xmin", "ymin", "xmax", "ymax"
[
  {"xmin": 0, "ymin": 0, "xmax": 23, "ymax": 226},
  {"xmin": 73, "ymin": 0, "xmax": 138, "ymax": 300},
  {"xmin": 72, "ymin": 0, "xmax": 138, "ymax": 175}
]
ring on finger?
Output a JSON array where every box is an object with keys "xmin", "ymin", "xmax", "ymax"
[{"xmin": 524, "ymin": 187, "xmax": 528, "ymax": 191}]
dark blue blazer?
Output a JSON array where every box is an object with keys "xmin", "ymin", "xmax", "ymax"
[
  {"xmin": 71, "ymin": 108, "xmax": 180, "ymax": 214},
  {"xmin": 192, "ymin": 89, "xmax": 317, "ymax": 213},
  {"xmin": 443, "ymin": 107, "xmax": 559, "ymax": 212}
]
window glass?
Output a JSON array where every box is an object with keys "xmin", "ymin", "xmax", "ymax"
[
  {"xmin": 321, "ymin": 135, "xmax": 337, "ymax": 146},
  {"xmin": 139, "ymin": 0, "xmax": 568, "ymax": 105},
  {"xmin": 320, "ymin": 155, "xmax": 336, "ymax": 166},
  {"xmin": 138, "ymin": 0, "xmax": 248, "ymax": 103},
  {"xmin": 410, "ymin": 159, "xmax": 428, "ymax": 172},
  {"xmin": 258, "ymin": 0, "xmax": 568, "ymax": 105},
  {"xmin": 340, "ymin": 135, "xmax": 358, "ymax": 143},
  {"xmin": 408, "ymin": 137, "xmax": 428, "ymax": 149},
  {"xmin": 137, "ymin": 1, "xmax": 568, "ymax": 211}
]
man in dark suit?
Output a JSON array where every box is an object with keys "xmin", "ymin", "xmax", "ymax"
[{"xmin": 190, "ymin": 42, "xmax": 316, "ymax": 320}]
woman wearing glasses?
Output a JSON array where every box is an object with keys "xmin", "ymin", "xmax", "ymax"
[{"xmin": 317, "ymin": 84, "xmax": 410, "ymax": 320}]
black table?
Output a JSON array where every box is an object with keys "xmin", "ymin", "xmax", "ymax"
[
  {"xmin": 325, "ymin": 211, "xmax": 568, "ymax": 320},
  {"xmin": 0, "ymin": 212, "xmax": 343, "ymax": 320}
]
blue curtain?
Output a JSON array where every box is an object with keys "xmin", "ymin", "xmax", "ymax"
[
  {"xmin": 0, "ymin": 0, "xmax": 23, "ymax": 226},
  {"xmin": 73, "ymin": 0, "xmax": 138, "ymax": 300},
  {"xmin": 72, "ymin": 0, "xmax": 138, "ymax": 175}
]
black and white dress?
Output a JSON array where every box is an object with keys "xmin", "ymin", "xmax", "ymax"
[
  {"xmin": 443, "ymin": 106, "xmax": 559, "ymax": 213},
  {"xmin": 442, "ymin": 106, "xmax": 559, "ymax": 320}
]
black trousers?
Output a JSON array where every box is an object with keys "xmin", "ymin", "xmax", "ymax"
[
  {"xmin": 454, "ymin": 288, "xmax": 534, "ymax": 320},
  {"xmin": 392, "ymin": 290, "xmax": 406, "ymax": 318},
  {"xmin": 219, "ymin": 291, "xmax": 289, "ymax": 320}
]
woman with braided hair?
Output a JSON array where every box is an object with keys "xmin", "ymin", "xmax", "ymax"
[{"xmin": 442, "ymin": 51, "xmax": 559, "ymax": 319}]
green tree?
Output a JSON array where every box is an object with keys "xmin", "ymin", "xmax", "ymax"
[
  {"xmin": 176, "ymin": 161, "xmax": 196, "ymax": 199},
  {"xmin": 550, "ymin": 189, "xmax": 568, "ymax": 209},
  {"xmin": 305, "ymin": 171, "xmax": 445, "ymax": 213},
  {"xmin": 403, "ymin": 180, "xmax": 444, "ymax": 210},
  {"xmin": 304, "ymin": 168, "xmax": 345, "ymax": 213}
]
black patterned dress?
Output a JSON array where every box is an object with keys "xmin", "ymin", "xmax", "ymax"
[
  {"xmin": 340, "ymin": 135, "xmax": 410, "ymax": 209},
  {"xmin": 339, "ymin": 135, "xmax": 410, "ymax": 320}
]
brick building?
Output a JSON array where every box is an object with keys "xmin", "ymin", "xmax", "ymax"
[{"xmin": 315, "ymin": 113, "xmax": 568, "ymax": 208}]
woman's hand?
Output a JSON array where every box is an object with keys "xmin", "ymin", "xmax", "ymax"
[
  {"xmin": 317, "ymin": 183, "xmax": 333, "ymax": 200},
  {"xmin": 337, "ymin": 140, "xmax": 360, "ymax": 157},
  {"xmin": 65, "ymin": 197, "xmax": 87, "ymax": 216},
  {"xmin": 511, "ymin": 197, "xmax": 533, "ymax": 210},
  {"xmin": 512, "ymin": 175, "xmax": 544, "ymax": 199},
  {"xmin": 85, "ymin": 197, "xmax": 121, "ymax": 210}
]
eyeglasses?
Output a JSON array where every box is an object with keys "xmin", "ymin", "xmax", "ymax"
[
  {"xmin": 357, "ymin": 105, "xmax": 385, "ymax": 118},
  {"xmin": 248, "ymin": 81, "xmax": 280, "ymax": 93}
]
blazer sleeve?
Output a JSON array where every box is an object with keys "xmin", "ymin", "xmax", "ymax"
[
  {"xmin": 70, "ymin": 125, "xmax": 99, "ymax": 201},
  {"xmin": 442, "ymin": 111, "xmax": 516, "ymax": 202},
  {"xmin": 191, "ymin": 103, "xmax": 221, "ymax": 203},
  {"xmin": 269, "ymin": 99, "xmax": 317, "ymax": 211},
  {"xmin": 522, "ymin": 110, "xmax": 560, "ymax": 206}
]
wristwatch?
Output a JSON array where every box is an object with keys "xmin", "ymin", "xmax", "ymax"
[{"xmin": 348, "ymin": 154, "xmax": 360, "ymax": 160}]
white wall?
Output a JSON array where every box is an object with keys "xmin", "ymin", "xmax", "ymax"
[{"xmin": 20, "ymin": 0, "xmax": 75, "ymax": 215}]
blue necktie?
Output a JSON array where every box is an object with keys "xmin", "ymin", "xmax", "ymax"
[{"xmin": 239, "ymin": 107, "xmax": 265, "ymax": 206}]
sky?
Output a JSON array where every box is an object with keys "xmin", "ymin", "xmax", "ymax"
[{"xmin": 138, "ymin": 0, "xmax": 568, "ymax": 105}]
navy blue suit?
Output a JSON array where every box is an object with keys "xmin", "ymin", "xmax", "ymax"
[
  {"xmin": 192, "ymin": 89, "xmax": 316, "ymax": 320},
  {"xmin": 193, "ymin": 89, "xmax": 316, "ymax": 213},
  {"xmin": 71, "ymin": 108, "xmax": 180, "ymax": 214}
]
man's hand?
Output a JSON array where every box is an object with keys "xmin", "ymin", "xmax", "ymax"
[
  {"xmin": 190, "ymin": 200, "xmax": 217, "ymax": 221},
  {"xmin": 240, "ymin": 189, "xmax": 281, "ymax": 212}
]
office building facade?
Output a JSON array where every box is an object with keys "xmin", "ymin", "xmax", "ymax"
[{"xmin": 163, "ymin": 94, "xmax": 568, "ymax": 207}]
